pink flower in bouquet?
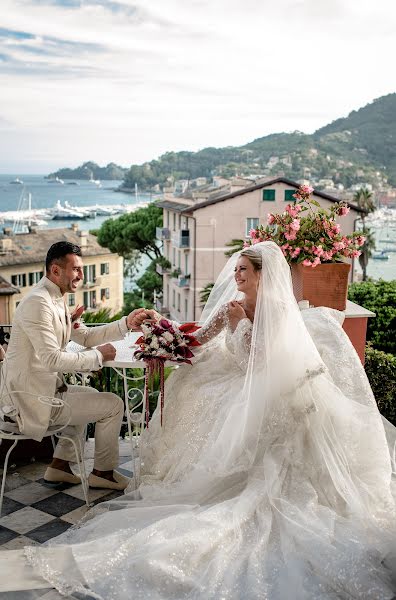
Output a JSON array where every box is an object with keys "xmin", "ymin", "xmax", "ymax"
[
  {"xmin": 291, "ymin": 247, "xmax": 301, "ymax": 258},
  {"xmin": 290, "ymin": 218, "xmax": 300, "ymax": 232},
  {"xmin": 285, "ymin": 204, "xmax": 302, "ymax": 218},
  {"xmin": 285, "ymin": 230, "xmax": 297, "ymax": 241},
  {"xmin": 313, "ymin": 245, "xmax": 324, "ymax": 257},
  {"xmin": 322, "ymin": 250, "xmax": 333, "ymax": 261},
  {"xmin": 338, "ymin": 205, "xmax": 350, "ymax": 216},
  {"xmin": 303, "ymin": 259, "xmax": 313, "ymax": 267},
  {"xmin": 249, "ymin": 228, "xmax": 257, "ymax": 239},
  {"xmin": 332, "ymin": 241, "xmax": 345, "ymax": 251},
  {"xmin": 267, "ymin": 213, "xmax": 276, "ymax": 225},
  {"xmin": 301, "ymin": 184, "xmax": 314, "ymax": 195},
  {"xmin": 351, "ymin": 250, "xmax": 361, "ymax": 258},
  {"xmin": 332, "ymin": 223, "xmax": 341, "ymax": 235},
  {"xmin": 356, "ymin": 235, "xmax": 366, "ymax": 246},
  {"xmin": 312, "ymin": 256, "xmax": 321, "ymax": 267}
]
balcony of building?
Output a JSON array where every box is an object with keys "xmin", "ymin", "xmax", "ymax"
[
  {"xmin": 175, "ymin": 275, "xmax": 191, "ymax": 288},
  {"xmin": 156, "ymin": 227, "xmax": 171, "ymax": 241},
  {"xmin": 171, "ymin": 230, "xmax": 190, "ymax": 249},
  {"xmin": 82, "ymin": 276, "xmax": 102, "ymax": 289}
]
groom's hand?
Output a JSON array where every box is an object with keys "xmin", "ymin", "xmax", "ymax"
[
  {"xmin": 126, "ymin": 309, "xmax": 156, "ymax": 331},
  {"xmin": 97, "ymin": 343, "xmax": 116, "ymax": 362}
]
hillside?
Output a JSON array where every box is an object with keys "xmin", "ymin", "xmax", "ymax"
[
  {"xmin": 47, "ymin": 93, "xmax": 396, "ymax": 190},
  {"xmin": 120, "ymin": 93, "xmax": 396, "ymax": 191},
  {"xmin": 47, "ymin": 161, "xmax": 128, "ymax": 181}
]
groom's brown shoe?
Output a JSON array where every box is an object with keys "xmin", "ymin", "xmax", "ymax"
[
  {"xmin": 44, "ymin": 466, "xmax": 81, "ymax": 485},
  {"xmin": 88, "ymin": 471, "xmax": 130, "ymax": 491}
]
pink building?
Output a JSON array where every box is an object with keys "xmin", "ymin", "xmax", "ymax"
[{"xmin": 156, "ymin": 177, "xmax": 365, "ymax": 322}]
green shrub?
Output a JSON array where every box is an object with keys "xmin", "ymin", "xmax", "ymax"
[
  {"xmin": 365, "ymin": 344, "xmax": 396, "ymax": 426},
  {"xmin": 348, "ymin": 280, "xmax": 396, "ymax": 354}
]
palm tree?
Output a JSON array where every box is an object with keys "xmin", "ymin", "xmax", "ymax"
[
  {"xmin": 353, "ymin": 187, "xmax": 377, "ymax": 281},
  {"xmin": 200, "ymin": 283, "xmax": 214, "ymax": 306},
  {"xmin": 224, "ymin": 238, "xmax": 244, "ymax": 257}
]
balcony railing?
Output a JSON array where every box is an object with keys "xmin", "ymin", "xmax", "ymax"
[
  {"xmin": 171, "ymin": 229, "xmax": 190, "ymax": 249},
  {"xmin": 156, "ymin": 227, "xmax": 171, "ymax": 241},
  {"xmin": 176, "ymin": 275, "xmax": 190, "ymax": 288},
  {"xmin": 82, "ymin": 276, "xmax": 102, "ymax": 289},
  {"xmin": 156, "ymin": 263, "xmax": 170, "ymax": 275}
]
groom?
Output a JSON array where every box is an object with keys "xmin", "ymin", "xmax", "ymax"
[{"xmin": 0, "ymin": 241, "xmax": 153, "ymax": 490}]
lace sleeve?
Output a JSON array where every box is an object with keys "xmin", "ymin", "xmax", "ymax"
[
  {"xmin": 229, "ymin": 317, "xmax": 252, "ymax": 372},
  {"xmin": 194, "ymin": 305, "xmax": 228, "ymax": 344}
]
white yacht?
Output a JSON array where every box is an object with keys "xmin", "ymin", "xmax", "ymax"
[
  {"xmin": 50, "ymin": 200, "xmax": 88, "ymax": 220},
  {"xmin": 9, "ymin": 178, "xmax": 23, "ymax": 184}
]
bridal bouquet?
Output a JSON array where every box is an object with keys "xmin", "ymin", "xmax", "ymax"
[
  {"xmin": 134, "ymin": 319, "xmax": 201, "ymax": 426},
  {"xmin": 245, "ymin": 184, "xmax": 365, "ymax": 267}
]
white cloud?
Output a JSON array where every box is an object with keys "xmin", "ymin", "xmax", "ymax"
[{"xmin": 0, "ymin": 0, "xmax": 394, "ymax": 172}]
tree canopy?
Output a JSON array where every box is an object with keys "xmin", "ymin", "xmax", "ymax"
[{"xmin": 97, "ymin": 203, "xmax": 163, "ymax": 261}]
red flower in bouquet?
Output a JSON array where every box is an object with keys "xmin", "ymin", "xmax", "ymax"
[{"xmin": 134, "ymin": 319, "xmax": 201, "ymax": 427}]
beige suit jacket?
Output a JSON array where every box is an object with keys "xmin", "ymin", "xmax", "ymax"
[{"xmin": 0, "ymin": 276, "xmax": 128, "ymax": 441}]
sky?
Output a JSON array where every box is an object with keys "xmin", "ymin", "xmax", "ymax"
[{"xmin": 0, "ymin": 0, "xmax": 395, "ymax": 174}]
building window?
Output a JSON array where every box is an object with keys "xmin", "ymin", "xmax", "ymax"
[
  {"xmin": 177, "ymin": 293, "xmax": 181, "ymax": 312},
  {"xmin": 172, "ymin": 248, "xmax": 176, "ymax": 266},
  {"xmin": 100, "ymin": 262, "xmax": 109, "ymax": 275},
  {"xmin": 185, "ymin": 298, "xmax": 188, "ymax": 320},
  {"xmin": 101, "ymin": 288, "xmax": 110, "ymax": 300},
  {"xmin": 284, "ymin": 189, "xmax": 296, "ymax": 202},
  {"xmin": 184, "ymin": 254, "xmax": 189, "ymax": 275},
  {"xmin": 172, "ymin": 289, "xmax": 176, "ymax": 308},
  {"xmin": 173, "ymin": 212, "xmax": 176, "ymax": 231},
  {"xmin": 166, "ymin": 211, "xmax": 170, "ymax": 228},
  {"xmin": 262, "ymin": 189, "xmax": 276, "ymax": 201},
  {"xmin": 83, "ymin": 264, "xmax": 96, "ymax": 283},
  {"xmin": 246, "ymin": 218, "xmax": 259, "ymax": 237},
  {"xmin": 166, "ymin": 284, "xmax": 170, "ymax": 306},
  {"xmin": 83, "ymin": 290, "xmax": 97, "ymax": 309},
  {"xmin": 11, "ymin": 273, "xmax": 26, "ymax": 287},
  {"xmin": 28, "ymin": 271, "xmax": 43, "ymax": 286},
  {"xmin": 68, "ymin": 294, "xmax": 75, "ymax": 307},
  {"xmin": 178, "ymin": 250, "xmax": 181, "ymax": 269},
  {"xmin": 178, "ymin": 214, "xmax": 181, "ymax": 229}
]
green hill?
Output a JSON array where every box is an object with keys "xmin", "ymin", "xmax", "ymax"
[
  {"xmin": 47, "ymin": 161, "xmax": 127, "ymax": 181},
  {"xmin": 47, "ymin": 93, "xmax": 396, "ymax": 190},
  {"xmin": 121, "ymin": 93, "xmax": 396, "ymax": 190}
]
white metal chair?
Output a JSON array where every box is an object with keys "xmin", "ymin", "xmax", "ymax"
[{"xmin": 0, "ymin": 391, "xmax": 90, "ymax": 516}]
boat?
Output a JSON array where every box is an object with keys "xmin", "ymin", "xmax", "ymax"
[
  {"xmin": 48, "ymin": 177, "xmax": 64, "ymax": 184},
  {"xmin": 9, "ymin": 178, "xmax": 23, "ymax": 184},
  {"xmin": 372, "ymin": 251, "xmax": 389, "ymax": 260},
  {"xmin": 64, "ymin": 201, "xmax": 96, "ymax": 218},
  {"xmin": 50, "ymin": 200, "xmax": 88, "ymax": 220}
]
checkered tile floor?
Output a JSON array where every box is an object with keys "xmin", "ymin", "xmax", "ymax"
[{"xmin": 0, "ymin": 439, "xmax": 135, "ymax": 599}]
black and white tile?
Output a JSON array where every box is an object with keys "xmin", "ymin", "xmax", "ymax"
[{"xmin": 0, "ymin": 439, "xmax": 134, "ymax": 598}]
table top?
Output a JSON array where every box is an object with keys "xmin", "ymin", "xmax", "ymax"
[{"xmin": 67, "ymin": 333, "xmax": 145, "ymax": 369}]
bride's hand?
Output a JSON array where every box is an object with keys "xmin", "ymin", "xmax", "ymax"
[{"xmin": 228, "ymin": 301, "xmax": 247, "ymax": 331}]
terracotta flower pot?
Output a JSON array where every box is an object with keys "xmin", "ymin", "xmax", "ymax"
[{"xmin": 291, "ymin": 262, "xmax": 351, "ymax": 311}]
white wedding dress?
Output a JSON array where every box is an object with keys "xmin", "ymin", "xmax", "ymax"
[{"xmin": 2, "ymin": 242, "xmax": 396, "ymax": 600}]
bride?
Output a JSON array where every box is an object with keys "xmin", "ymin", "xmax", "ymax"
[{"xmin": 2, "ymin": 241, "xmax": 396, "ymax": 599}]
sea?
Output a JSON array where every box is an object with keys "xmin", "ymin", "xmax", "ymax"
[
  {"xmin": 0, "ymin": 174, "xmax": 154, "ymax": 290},
  {"xmin": 0, "ymin": 174, "xmax": 395, "ymax": 283}
]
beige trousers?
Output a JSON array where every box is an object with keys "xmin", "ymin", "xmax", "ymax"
[{"xmin": 52, "ymin": 385, "xmax": 124, "ymax": 471}]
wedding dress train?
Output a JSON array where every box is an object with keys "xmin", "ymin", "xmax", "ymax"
[{"xmin": 1, "ymin": 242, "xmax": 395, "ymax": 600}]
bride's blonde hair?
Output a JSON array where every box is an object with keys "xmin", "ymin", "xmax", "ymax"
[{"xmin": 240, "ymin": 247, "xmax": 262, "ymax": 271}]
